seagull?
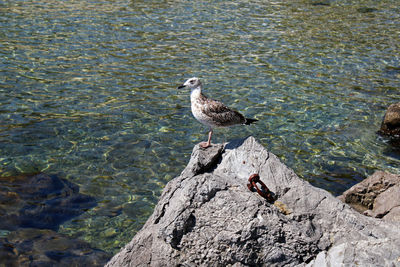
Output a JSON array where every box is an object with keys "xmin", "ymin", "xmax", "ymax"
[{"xmin": 178, "ymin": 77, "xmax": 258, "ymax": 148}]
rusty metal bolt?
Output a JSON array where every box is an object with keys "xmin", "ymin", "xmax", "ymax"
[{"xmin": 247, "ymin": 174, "xmax": 274, "ymax": 203}]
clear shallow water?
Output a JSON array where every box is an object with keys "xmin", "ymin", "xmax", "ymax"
[{"xmin": 1, "ymin": 0, "xmax": 399, "ymax": 254}]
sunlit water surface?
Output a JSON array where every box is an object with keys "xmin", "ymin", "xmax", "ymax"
[{"xmin": 1, "ymin": 0, "xmax": 399, "ymax": 254}]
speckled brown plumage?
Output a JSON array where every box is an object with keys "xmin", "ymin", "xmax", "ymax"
[{"xmin": 192, "ymin": 91, "xmax": 245, "ymax": 128}]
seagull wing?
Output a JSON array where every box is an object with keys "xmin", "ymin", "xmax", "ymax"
[{"xmin": 202, "ymin": 98, "xmax": 245, "ymax": 126}]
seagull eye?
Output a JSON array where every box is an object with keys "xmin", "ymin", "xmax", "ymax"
[{"xmin": 190, "ymin": 80, "xmax": 195, "ymax": 84}]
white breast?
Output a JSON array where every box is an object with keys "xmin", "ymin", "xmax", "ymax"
[{"xmin": 190, "ymin": 89, "xmax": 216, "ymax": 128}]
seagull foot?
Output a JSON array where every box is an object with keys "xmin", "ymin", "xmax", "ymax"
[{"xmin": 199, "ymin": 142, "xmax": 211, "ymax": 148}]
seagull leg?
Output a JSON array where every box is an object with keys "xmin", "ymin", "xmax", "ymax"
[{"xmin": 200, "ymin": 129, "xmax": 213, "ymax": 148}]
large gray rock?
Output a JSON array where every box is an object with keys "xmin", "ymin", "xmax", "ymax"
[
  {"xmin": 379, "ymin": 102, "xmax": 400, "ymax": 137},
  {"xmin": 106, "ymin": 137, "xmax": 400, "ymax": 266},
  {"xmin": 338, "ymin": 171, "xmax": 400, "ymax": 222}
]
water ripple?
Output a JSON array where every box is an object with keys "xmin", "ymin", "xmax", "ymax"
[{"xmin": 0, "ymin": 0, "xmax": 399, "ymax": 254}]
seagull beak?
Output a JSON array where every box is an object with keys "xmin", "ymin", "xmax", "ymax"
[{"xmin": 177, "ymin": 84, "xmax": 186, "ymax": 89}]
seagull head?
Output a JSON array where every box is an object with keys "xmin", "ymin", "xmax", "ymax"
[{"xmin": 178, "ymin": 77, "xmax": 202, "ymax": 90}]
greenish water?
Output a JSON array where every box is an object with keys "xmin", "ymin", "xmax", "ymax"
[{"xmin": 1, "ymin": 0, "xmax": 399, "ymax": 254}]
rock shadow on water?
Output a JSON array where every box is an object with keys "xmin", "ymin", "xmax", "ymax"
[
  {"xmin": 378, "ymin": 134, "xmax": 400, "ymax": 160},
  {"xmin": 381, "ymin": 139, "xmax": 400, "ymax": 161},
  {"xmin": 0, "ymin": 173, "xmax": 111, "ymax": 266},
  {"xmin": 306, "ymin": 165, "xmax": 366, "ymax": 196}
]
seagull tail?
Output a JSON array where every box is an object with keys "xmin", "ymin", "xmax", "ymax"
[{"xmin": 244, "ymin": 118, "xmax": 258, "ymax": 125}]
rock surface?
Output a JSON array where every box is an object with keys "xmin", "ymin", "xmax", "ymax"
[
  {"xmin": 107, "ymin": 137, "xmax": 400, "ymax": 267},
  {"xmin": 338, "ymin": 171, "xmax": 400, "ymax": 222},
  {"xmin": 379, "ymin": 102, "xmax": 400, "ymax": 137}
]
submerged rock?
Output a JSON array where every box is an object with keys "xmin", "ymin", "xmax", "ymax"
[
  {"xmin": 338, "ymin": 171, "xmax": 400, "ymax": 222},
  {"xmin": 0, "ymin": 228, "xmax": 111, "ymax": 266},
  {"xmin": 310, "ymin": 1, "xmax": 330, "ymax": 6},
  {"xmin": 0, "ymin": 174, "xmax": 107, "ymax": 265},
  {"xmin": 106, "ymin": 137, "xmax": 400, "ymax": 266},
  {"xmin": 0, "ymin": 173, "xmax": 96, "ymax": 231},
  {"xmin": 378, "ymin": 102, "xmax": 400, "ymax": 138},
  {"xmin": 357, "ymin": 7, "xmax": 378, "ymax": 13}
]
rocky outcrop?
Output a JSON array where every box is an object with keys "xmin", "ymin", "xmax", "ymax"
[
  {"xmin": 338, "ymin": 171, "xmax": 400, "ymax": 222},
  {"xmin": 379, "ymin": 102, "xmax": 400, "ymax": 137},
  {"xmin": 107, "ymin": 137, "xmax": 400, "ymax": 267}
]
